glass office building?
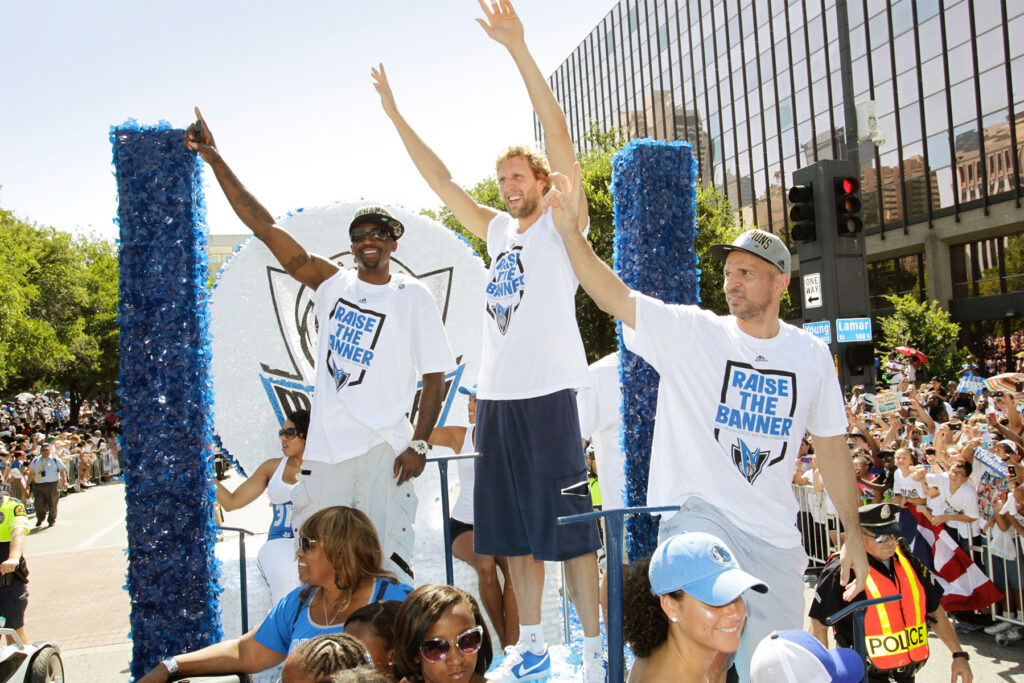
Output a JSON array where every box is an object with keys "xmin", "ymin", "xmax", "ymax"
[{"xmin": 543, "ymin": 0, "xmax": 1024, "ymax": 367}]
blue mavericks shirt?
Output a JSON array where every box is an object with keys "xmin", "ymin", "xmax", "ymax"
[{"xmin": 254, "ymin": 578, "xmax": 412, "ymax": 654}]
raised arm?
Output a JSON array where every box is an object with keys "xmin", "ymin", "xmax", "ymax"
[
  {"xmin": 548, "ymin": 165, "xmax": 635, "ymax": 328},
  {"xmin": 1001, "ymin": 393, "xmax": 1023, "ymax": 434},
  {"xmin": 477, "ymin": 0, "xmax": 587, "ymax": 232},
  {"xmin": 185, "ymin": 107, "xmax": 337, "ymax": 290},
  {"xmin": 215, "ymin": 459, "xmax": 275, "ymax": 512},
  {"xmin": 371, "ymin": 66, "xmax": 496, "ymax": 240}
]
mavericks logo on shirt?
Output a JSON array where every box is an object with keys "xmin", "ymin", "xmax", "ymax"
[
  {"xmin": 325, "ymin": 298, "xmax": 385, "ymax": 390},
  {"xmin": 714, "ymin": 361, "xmax": 797, "ymax": 484},
  {"xmin": 485, "ymin": 246, "xmax": 524, "ymax": 335}
]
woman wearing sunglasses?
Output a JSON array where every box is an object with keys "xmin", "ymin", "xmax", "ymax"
[
  {"xmin": 623, "ymin": 532, "xmax": 768, "ymax": 683},
  {"xmin": 216, "ymin": 409, "xmax": 310, "ymax": 604},
  {"xmin": 137, "ymin": 506, "xmax": 411, "ymax": 683},
  {"xmin": 393, "ymin": 584, "xmax": 494, "ymax": 683}
]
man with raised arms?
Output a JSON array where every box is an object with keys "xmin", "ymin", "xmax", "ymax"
[
  {"xmin": 542, "ymin": 163, "xmax": 871, "ymax": 680},
  {"xmin": 372, "ymin": 2, "xmax": 603, "ymax": 680},
  {"xmin": 185, "ymin": 112, "xmax": 455, "ymax": 584}
]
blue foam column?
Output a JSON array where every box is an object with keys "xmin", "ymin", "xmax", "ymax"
[
  {"xmin": 611, "ymin": 139, "xmax": 699, "ymax": 562},
  {"xmin": 111, "ymin": 122, "xmax": 222, "ymax": 680}
]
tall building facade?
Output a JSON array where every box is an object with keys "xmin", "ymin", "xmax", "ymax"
[{"xmin": 543, "ymin": 0, "xmax": 1024, "ymax": 367}]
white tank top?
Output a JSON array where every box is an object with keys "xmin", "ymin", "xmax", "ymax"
[
  {"xmin": 266, "ymin": 458, "xmax": 295, "ymax": 540},
  {"xmin": 450, "ymin": 426, "xmax": 475, "ymax": 524}
]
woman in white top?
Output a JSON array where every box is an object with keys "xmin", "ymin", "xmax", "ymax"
[
  {"xmin": 914, "ymin": 459, "xmax": 980, "ymax": 553},
  {"xmin": 428, "ymin": 385, "xmax": 518, "ymax": 649},
  {"xmin": 891, "ymin": 448, "xmax": 928, "ymax": 509},
  {"xmin": 216, "ymin": 409, "xmax": 308, "ymax": 604}
]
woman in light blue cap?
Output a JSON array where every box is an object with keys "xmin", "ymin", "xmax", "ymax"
[{"xmin": 623, "ymin": 532, "xmax": 769, "ymax": 682}]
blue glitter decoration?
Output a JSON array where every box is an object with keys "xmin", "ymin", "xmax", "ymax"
[
  {"xmin": 111, "ymin": 122, "xmax": 223, "ymax": 680},
  {"xmin": 611, "ymin": 139, "xmax": 699, "ymax": 563}
]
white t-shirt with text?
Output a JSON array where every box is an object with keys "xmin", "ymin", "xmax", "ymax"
[
  {"xmin": 305, "ymin": 269, "xmax": 455, "ymax": 463},
  {"xmin": 623, "ymin": 294, "xmax": 848, "ymax": 548},
  {"xmin": 478, "ymin": 209, "xmax": 589, "ymax": 400}
]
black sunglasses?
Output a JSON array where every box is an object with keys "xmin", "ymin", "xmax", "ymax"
[
  {"xmin": 419, "ymin": 625, "xmax": 484, "ymax": 663},
  {"xmin": 863, "ymin": 531, "xmax": 898, "ymax": 543},
  {"xmin": 299, "ymin": 536, "xmax": 319, "ymax": 554},
  {"xmin": 278, "ymin": 427, "xmax": 301, "ymax": 440},
  {"xmin": 350, "ymin": 226, "xmax": 392, "ymax": 243}
]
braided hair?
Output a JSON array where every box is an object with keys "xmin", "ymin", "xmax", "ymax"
[{"xmin": 288, "ymin": 633, "xmax": 370, "ymax": 678}]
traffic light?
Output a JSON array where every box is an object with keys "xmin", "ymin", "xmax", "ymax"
[
  {"xmin": 835, "ymin": 176, "xmax": 862, "ymax": 235},
  {"xmin": 788, "ymin": 184, "xmax": 816, "ymax": 242}
]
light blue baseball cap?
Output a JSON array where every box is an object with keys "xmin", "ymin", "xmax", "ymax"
[
  {"xmin": 648, "ymin": 532, "xmax": 768, "ymax": 606},
  {"xmin": 457, "ymin": 384, "xmax": 477, "ymax": 397}
]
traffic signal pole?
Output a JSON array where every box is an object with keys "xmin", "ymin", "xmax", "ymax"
[{"xmin": 791, "ymin": 159, "xmax": 874, "ymax": 390}]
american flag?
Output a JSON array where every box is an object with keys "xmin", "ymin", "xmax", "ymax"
[{"xmin": 907, "ymin": 506, "xmax": 1002, "ymax": 612}]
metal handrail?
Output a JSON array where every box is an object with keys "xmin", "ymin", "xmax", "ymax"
[
  {"xmin": 219, "ymin": 525, "xmax": 256, "ymax": 633},
  {"xmin": 425, "ymin": 452, "xmax": 481, "ymax": 586}
]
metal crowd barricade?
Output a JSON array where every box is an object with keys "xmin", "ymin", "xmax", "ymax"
[
  {"xmin": 985, "ymin": 526, "xmax": 1024, "ymax": 645},
  {"xmin": 793, "ymin": 484, "xmax": 841, "ymax": 573}
]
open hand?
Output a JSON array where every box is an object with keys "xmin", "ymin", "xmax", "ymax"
[
  {"xmin": 475, "ymin": 0, "xmax": 524, "ymax": 48},
  {"xmin": 839, "ymin": 541, "xmax": 870, "ymax": 602}
]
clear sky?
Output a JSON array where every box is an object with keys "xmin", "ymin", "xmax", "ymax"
[{"xmin": 1, "ymin": 0, "xmax": 615, "ymax": 240}]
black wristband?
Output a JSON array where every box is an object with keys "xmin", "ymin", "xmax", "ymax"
[{"xmin": 952, "ymin": 651, "xmax": 970, "ymax": 661}]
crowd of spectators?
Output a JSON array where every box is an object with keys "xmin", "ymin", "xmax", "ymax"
[
  {"xmin": 0, "ymin": 392, "xmax": 122, "ymax": 507},
  {"xmin": 793, "ymin": 369, "xmax": 1024, "ymax": 645},
  {"xmin": 980, "ymin": 332, "xmax": 1024, "ymax": 375}
]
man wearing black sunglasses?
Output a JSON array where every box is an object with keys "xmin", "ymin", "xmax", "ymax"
[{"xmin": 185, "ymin": 113, "xmax": 456, "ymax": 584}]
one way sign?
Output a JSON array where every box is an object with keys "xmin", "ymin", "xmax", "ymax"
[{"xmin": 803, "ymin": 272, "xmax": 822, "ymax": 309}]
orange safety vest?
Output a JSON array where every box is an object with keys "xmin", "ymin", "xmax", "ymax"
[{"xmin": 862, "ymin": 546, "xmax": 930, "ymax": 670}]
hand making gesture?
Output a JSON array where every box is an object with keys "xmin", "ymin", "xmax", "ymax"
[
  {"xmin": 371, "ymin": 63, "xmax": 398, "ymax": 119},
  {"xmin": 184, "ymin": 106, "xmax": 219, "ymax": 164},
  {"xmin": 544, "ymin": 162, "xmax": 587, "ymax": 239}
]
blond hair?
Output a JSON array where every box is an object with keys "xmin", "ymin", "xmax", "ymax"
[{"xmin": 495, "ymin": 145, "xmax": 552, "ymax": 191}]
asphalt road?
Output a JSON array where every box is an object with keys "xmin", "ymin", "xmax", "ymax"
[{"xmin": 16, "ymin": 478, "xmax": 1024, "ymax": 681}]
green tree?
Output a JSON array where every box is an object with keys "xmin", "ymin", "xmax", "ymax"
[
  {"xmin": 422, "ymin": 126, "xmax": 745, "ymax": 360},
  {"xmin": 878, "ymin": 294, "xmax": 967, "ymax": 382},
  {"xmin": 0, "ymin": 207, "xmax": 119, "ymax": 418}
]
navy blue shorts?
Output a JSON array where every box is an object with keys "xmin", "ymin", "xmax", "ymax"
[
  {"xmin": 0, "ymin": 580, "xmax": 28, "ymax": 630},
  {"xmin": 473, "ymin": 389, "xmax": 601, "ymax": 561}
]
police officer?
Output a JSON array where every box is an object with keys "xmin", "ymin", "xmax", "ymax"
[
  {"xmin": 0, "ymin": 495, "xmax": 30, "ymax": 643},
  {"xmin": 28, "ymin": 443, "xmax": 65, "ymax": 527},
  {"xmin": 809, "ymin": 503, "xmax": 973, "ymax": 682}
]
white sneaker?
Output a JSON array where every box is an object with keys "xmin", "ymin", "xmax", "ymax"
[
  {"xmin": 582, "ymin": 657, "xmax": 608, "ymax": 683},
  {"xmin": 490, "ymin": 643, "xmax": 551, "ymax": 682},
  {"xmin": 1006, "ymin": 627, "xmax": 1023, "ymax": 642},
  {"xmin": 985, "ymin": 620, "xmax": 1013, "ymax": 635}
]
